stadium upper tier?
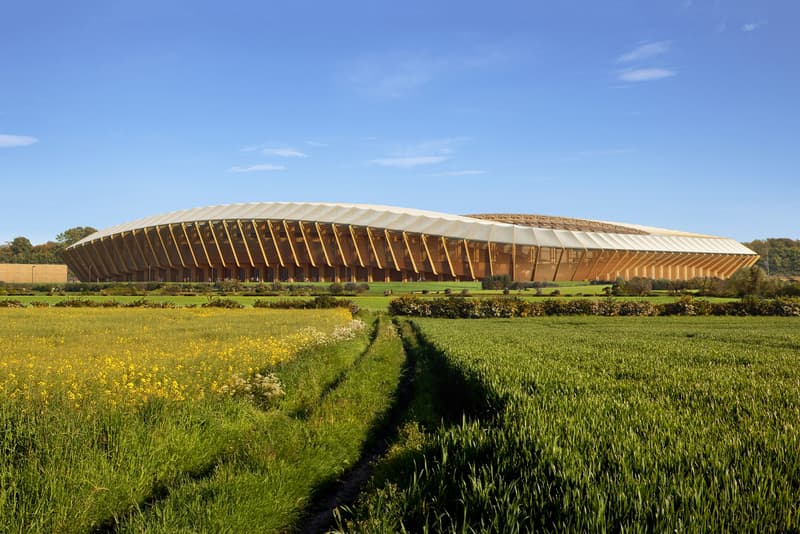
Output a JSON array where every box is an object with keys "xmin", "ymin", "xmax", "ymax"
[{"xmin": 64, "ymin": 202, "xmax": 758, "ymax": 283}]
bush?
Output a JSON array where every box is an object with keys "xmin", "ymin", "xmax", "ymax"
[
  {"xmin": 389, "ymin": 295, "xmax": 800, "ymax": 318},
  {"xmin": 253, "ymin": 296, "xmax": 354, "ymax": 310},
  {"xmin": 329, "ymin": 282, "xmax": 344, "ymax": 295},
  {"xmin": 201, "ymin": 298, "xmax": 244, "ymax": 309}
]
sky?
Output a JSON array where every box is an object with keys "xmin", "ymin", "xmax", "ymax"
[{"xmin": 1, "ymin": 0, "xmax": 798, "ymax": 245}]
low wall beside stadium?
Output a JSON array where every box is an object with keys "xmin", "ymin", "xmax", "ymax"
[{"xmin": 0, "ymin": 264, "xmax": 68, "ymax": 284}]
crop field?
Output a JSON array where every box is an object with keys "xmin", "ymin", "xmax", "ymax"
[
  {"xmin": 5, "ymin": 305, "xmax": 798, "ymax": 532},
  {"xmin": 342, "ymin": 316, "xmax": 800, "ymax": 532},
  {"xmin": 0, "ymin": 308, "xmax": 405, "ymax": 532},
  {"xmin": 0, "ymin": 308, "xmax": 354, "ymax": 407}
]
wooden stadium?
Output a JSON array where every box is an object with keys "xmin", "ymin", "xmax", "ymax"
[{"xmin": 62, "ymin": 202, "xmax": 759, "ymax": 283}]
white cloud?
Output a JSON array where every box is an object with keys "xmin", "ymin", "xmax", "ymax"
[
  {"xmin": 369, "ymin": 156, "xmax": 449, "ymax": 168},
  {"xmin": 618, "ymin": 68, "xmax": 676, "ymax": 82},
  {"xmin": 263, "ymin": 147, "xmax": 308, "ymax": 158},
  {"xmin": 617, "ymin": 41, "xmax": 671, "ymax": 63},
  {"xmin": 742, "ymin": 22, "xmax": 765, "ymax": 32},
  {"xmin": 228, "ymin": 164, "xmax": 286, "ymax": 173},
  {"xmin": 437, "ymin": 170, "xmax": 486, "ymax": 176},
  {"xmin": 0, "ymin": 134, "xmax": 38, "ymax": 148}
]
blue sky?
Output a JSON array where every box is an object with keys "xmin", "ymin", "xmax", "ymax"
[{"xmin": 1, "ymin": 0, "xmax": 797, "ymax": 245}]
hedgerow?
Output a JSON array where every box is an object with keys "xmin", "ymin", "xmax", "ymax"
[{"xmin": 388, "ymin": 295, "xmax": 800, "ymax": 318}]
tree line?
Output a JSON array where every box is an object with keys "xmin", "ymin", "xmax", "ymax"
[
  {"xmin": 0, "ymin": 227, "xmax": 97, "ymax": 264},
  {"xmin": 743, "ymin": 238, "xmax": 800, "ymax": 277}
]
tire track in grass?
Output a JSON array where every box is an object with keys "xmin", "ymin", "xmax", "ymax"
[{"xmin": 297, "ymin": 318, "xmax": 411, "ymax": 533}]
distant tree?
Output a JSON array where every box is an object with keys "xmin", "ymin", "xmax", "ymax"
[
  {"xmin": 56, "ymin": 226, "xmax": 97, "ymax": 247},
  {"xmin": 10, "ymin": 237, "xmax": 33, "ymax": 258},
  {"xmin": 613, "ymin": 276, "xmax": 652, "ymax": 296},
  {"xmin": 728, "ymin": 266, "xmax": 768, "ymax": 297},
  {"xmin": 0, "ymin": 227, "xmax": 97, "ymax": 265},
  {"xmin": 744, "ymin": 238, "xmax": 800, "ymax": 277}
]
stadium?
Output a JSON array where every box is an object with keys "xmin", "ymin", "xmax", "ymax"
[{"xmin": 62, "ymin": 202, "xmax": 759, "ymax": 283}]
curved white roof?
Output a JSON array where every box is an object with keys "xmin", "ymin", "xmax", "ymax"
[{"xmin": 70, "ymin": 201, "xmax": 756, "ymax": 256}]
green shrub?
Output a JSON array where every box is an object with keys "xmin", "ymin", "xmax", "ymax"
[
  {"xmin": 389, "ymin": 295, "xmax": 800, "ymax": 318},
  {"xmin": 201, "ymin": 298, "xmax": 244, "ymax": 309}
]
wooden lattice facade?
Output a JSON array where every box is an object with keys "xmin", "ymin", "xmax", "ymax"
[{"xmin": 63, "ymin": 203, "xmax": 759, "ymax": 283}]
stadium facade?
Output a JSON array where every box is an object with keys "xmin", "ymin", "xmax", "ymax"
[{"xmin": 63, "ymin": 202, "xmax": 758, "ymax": 283}]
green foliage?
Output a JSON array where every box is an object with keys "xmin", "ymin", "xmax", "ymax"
[
  {"xmin": 340, "ymin": 317, "xmax": 800, "ymax": 532},
  {"xmin": 612, "ymin": 276, "xmax": 653, "ymax": 296},
  {"xmin": 253, "ymin": 295, "xmax": 354, "ymax": 310},
  {"xmin": 201, "ymin": 297, "xmax": 244, "ymax": 309},
  {"xmin": 55, "ymin": 226, "xmax": 97, "ymax": 246},
  {"xmin": 728, "ymin": 265, "xmax": 768, "ymax": 297},
  {"xmin": 0, "ymin": 226, "xmax": 97, "ymax": 265},
  {"xmin": 388, "ymin": 294, "xmax": 800, "ymax": 318},
  {"xmin": 745, "ymin": 237, "xmax": 800, "ymax": 276}
]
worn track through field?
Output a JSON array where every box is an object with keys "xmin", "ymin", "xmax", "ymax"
[{"xmin": 297, "ymin": 320, "xmax": 416, "ymax": 534}]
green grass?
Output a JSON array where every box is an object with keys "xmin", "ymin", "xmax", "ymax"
[
  {"xmin": 0, "ymin": 311, "xmax": 407, "ymax": 533},
  {"xmin": 339, "ymin": 316, "xmax": 800, "ymax": 532}
]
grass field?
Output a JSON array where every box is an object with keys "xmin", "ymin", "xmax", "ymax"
[
  {"xmin": 5, "ymin": 305, "xmax": 796, "ymax": 532},
  {"xmin": 0, "ymin": 308, "xmax": 405, "ymax": 532},
  {"xmin": 340, "ymin": 316, "xmax": 800, "ymax": 532}
]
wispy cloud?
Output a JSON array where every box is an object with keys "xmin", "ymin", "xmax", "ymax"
[
  {"xmin": 397, "ymin": 137, "xmax": 469, "ymax": 157},
  {"xmin": 347, "ymin": 54, "xmax": 441, "ymax": 99},
  {"xmin": 228, "ymin": 164, "xmax": 286, "ymax": 173},
  {"xmin": 369, "ymin": 156, "xmax": 449, "ymax": 168},
  {"xmin": 436, "ymin": 170, "xmax": 486, "ymax": 177},
  {"xmin": 344, "ymin": 46, "xmax": 510, "ymax": 99},
  {"xmin": 742, "ymin": 21, "xmax": 765, "ymax": 32},
  {"xmin": 618, "ymin": 41, "xmax": 671, "ymax": 63},
  {"xmin": 0, "ymin": 134, "xmax": 38, "ymax": 148},
  {"xmin": 305, "ymin": 140, "xmax": 328, "ymax": 148},
  {"xmin": 618, "ymin": 68, "xmax": 676, "ymax": 82},
  {"xmin": 263, "ymin": 147, "xmax": 308, "ymax": 158},
  {"xmin": 368, "ymin": 137, "xmax": 471, "ymax": 168}
]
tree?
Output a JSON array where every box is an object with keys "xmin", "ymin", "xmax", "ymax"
[
  {"xmin": 56, "ymin": 226, "xmax": 97, "ymax": 247},
  {"xmin": 728, "ymin": 266, "xmax": 767, "ymax": 297},
  {"xmin": 744, "ymin": 238, "xmax": 800, "ymax": 277},
  {"xmin": 5, "ymin": 237, "xmax": 33, "ymax": 263}
]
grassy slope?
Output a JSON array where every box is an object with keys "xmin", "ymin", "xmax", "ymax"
[{"xmin": 340, "ymin": 317, "xmax": 800, "ymax": 532}]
